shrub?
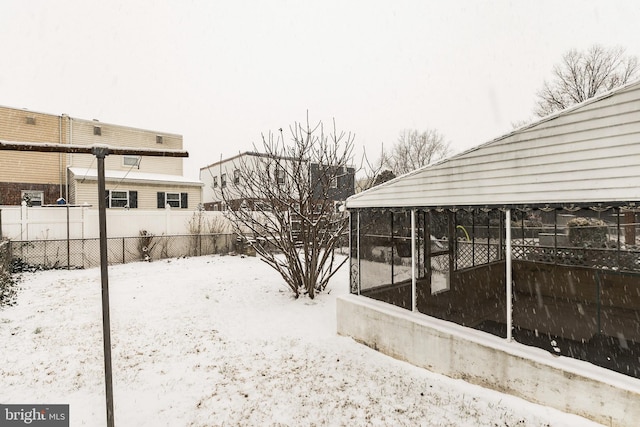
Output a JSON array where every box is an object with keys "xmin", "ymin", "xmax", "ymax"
[
  {"xmin": 567, "ymin": 217, "xmax": 608, "ymax": 246},
  {"xmin": 0, "ymin": 243, "xmax": 17, "ymax": 307},
  {"xmin": 138, "ymin": 230, "xmax": 157, "ymax": 261},
  {"xmin": 0, "ymin": 269, "xmax": 17, "ymax": 307}
]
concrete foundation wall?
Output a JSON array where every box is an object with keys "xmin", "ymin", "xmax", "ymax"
[{"xmin": 337, "ymin": 294, "xmax": 640, "ymax": 427}]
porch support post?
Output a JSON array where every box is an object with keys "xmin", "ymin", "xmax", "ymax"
[
  {"xmin": 505, "ymin": 208, "xmax": 513, "ymax": 342},
  {"xmin": 411, "ymin": 208, "xmax": 416, "ymax": 312},
  {"xmin": 356, "ymin": 210, "xmax": 361, "ymax": 296}
]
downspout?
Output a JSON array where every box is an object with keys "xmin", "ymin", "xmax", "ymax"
[
  {"xmin": 505, "ymin": 209, "xmax": 513, "ymax": 342},
  {"xmin": 411, "ymin": 208, "xmax": 416, "ymax": 312},
  {"xmin": 59, "ymin": 115, "xmax": 63, "ymax": 199}
]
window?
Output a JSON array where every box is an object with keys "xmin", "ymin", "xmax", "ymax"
[
  {"xmin": 166, "ymin": 193, "xmax": 180, "ymax": 208},
  {"xmin": 157, "ymin": 192, "xmax": 188, "ymax": 209},
  {"xmin": 123, "ymin": 156, "xmax": 140, "ymax": 167},
  {"xmin": 234, "ymin": 169, "xmax": 240, "ymax": 185},
  {"xmin": 276, "ymin": 167, "xmax": 285, "ymax": 186},
  {"xmin": 330, "ymin": 176, "xmax": 338, "ymax": 188},
  {"xmin": 21, "ymin": 190, "xmax": 43, "ymax": 206},
  {"xmin": 212, "ymin": 176, "xmax": 218, "ymax": 188},
  {"xmin": 254, "ymin": 202, "xmax": 271, "ymax": 212},
  {"xmin": 109, "ymin": 191, "xmax": 129, "ymax": 208},
  {"xmin": 107, "ymin": 190, "xmax": 137, "ymax": 208},
  {"xmin": 221, "ymin": 173, "xmax": 227, "ymax": 188},
  {"xmin": 93, "ymin": 126, "xmax": 102, "ymax": 136},
  {"xmin": 156, "ymin": 135, "xmax": 163, "ymax": 144},
  {"xmin": 26, "ymin": 117, "xmax": 36, "ymax": 125}
]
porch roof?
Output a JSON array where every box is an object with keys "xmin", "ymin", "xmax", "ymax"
[
  {"xmin": 68, "ymin": 167, "xmax": 203, "ymax": 187},
  {"xmin": 347, "ymin": 79, "xmax": 640, "ymax": 210}
]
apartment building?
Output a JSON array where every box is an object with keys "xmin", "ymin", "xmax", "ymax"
[
  {"xmin": 199, "ymin": 152, "xmax": 355, "ymax": 211},
  {"xmin": 0, "ymin": 105, "xmax": 202, "ymax": 208}
]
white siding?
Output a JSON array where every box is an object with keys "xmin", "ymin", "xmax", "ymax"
[
  {"xmin": 68, "ymin": 118, "xmax": 184, "ymax": 176},
  {"xmin": 200, "ymin": 153, "xmax": 291, "ymax": 205},
  {"xmin": 72, "ymin": 179, "xmax": 202, "ymax": 210},
  {"xmin": 347, "ymin": 81, "xmax": 640, "ymax": 208}
]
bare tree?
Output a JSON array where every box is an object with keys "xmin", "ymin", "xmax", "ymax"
[
  {"xmin": 535, "ymin": 45, "xmax": 639, "ymax": 117},
  {"xmin": 510, "ymin": 118, "xmax": 533, "ymax": 130},
  {"xmin": 355, "ymin": 143, "xmax": 390, "ymax": 192},
  {"xmin": 220, "ymin": 116, "xmax": 355, "ymax": 299},
  {"xmin": 386, "ymin": 129, "xmax": 450, "ymax": 176}
]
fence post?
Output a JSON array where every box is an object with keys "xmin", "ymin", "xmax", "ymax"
[
  {"xmin": 67, "ymin": 204, "xmax": 71, "ymax": 270},
  {"xmin": 20, "ymin": 201, "xmax": 28, "ymax": 241},
  {"xmin": 82, "ymin": 205, "xmax": 88, "ymax": 239},
  {"xmin": 165, "ymin": 204, "xmax": 171, "ymax": 235}
]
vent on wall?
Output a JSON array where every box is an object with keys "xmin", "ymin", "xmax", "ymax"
[
  {"xmin": 93, "ymin": 126, "xmax": 102, "ymax": 136},
  {"xmin": 156, "ymin": 135, "xmax": 163, "ymax": 144},
  {"xmin": 26, "ymin": 117, "xmax": 36, "ymax": 125}
]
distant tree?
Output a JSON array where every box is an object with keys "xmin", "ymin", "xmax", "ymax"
[
  {"xmin": 373, "ymin": 169, "xmax": 395, "ymax": 186},
  {"xmin": 510, "ymin": 118, "xmax": 533, "ymax": 130},
  {"xmin": 535, "ymin": 45, "xmax": 639, "ymax": 117},
  {"xmin": 220, "ymin": 116, "xmax": 354, "ymax": 299},
  {"xmin": 355, "ymin": 144, "xmax": 389, "ymax": 192},
  {"xmin": 386, "ymin": 129, "xmax": 450, "ymax": 176}
]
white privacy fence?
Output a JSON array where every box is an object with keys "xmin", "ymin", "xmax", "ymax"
[{"xmin": 0, "ymin": 204, "xmax": 235, "ymax": 241}]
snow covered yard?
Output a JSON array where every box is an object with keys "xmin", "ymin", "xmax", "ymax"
[{"xmin": 0, "ymin": 254, "xmax": 603, "ymax": 426}]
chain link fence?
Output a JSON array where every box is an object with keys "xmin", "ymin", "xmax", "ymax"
[
  {"xmin": 1, "ymin": 239, "xmax": 18, "ymax": 306},
  {"xmin": 9, "ymin": 233, "xmax": 237, "ymax": 270}
]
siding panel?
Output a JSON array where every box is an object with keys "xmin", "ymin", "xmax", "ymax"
[
  {"xmin": 0, "ymin": 106, "xmax": 66, "ymax": 184},
  {"xmin": 69, "ymin": 118, "xmax": 183, "ymax": 176}
]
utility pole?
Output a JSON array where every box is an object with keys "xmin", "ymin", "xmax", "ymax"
[{"xmin": 0, "ymin": 140, "xmax": 188, "ymax": 427}]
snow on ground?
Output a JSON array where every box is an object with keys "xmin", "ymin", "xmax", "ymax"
[{"xmin": 0, "ymin": 254, "xmax": 604, "ymax": 426}]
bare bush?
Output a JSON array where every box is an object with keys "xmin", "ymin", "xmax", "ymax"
[{"xmin": 219, "ymin": 115, "xmax": 354, "ymax": 298}]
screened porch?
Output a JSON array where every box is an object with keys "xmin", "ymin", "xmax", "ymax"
[{"xmin": 349, "ymin": 204, "xmax": 640, "ymax": 378}]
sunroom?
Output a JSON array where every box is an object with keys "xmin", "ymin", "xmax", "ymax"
[{"xmin": 338, "ymin": 80, "xmax": 640, "ymax": 426}]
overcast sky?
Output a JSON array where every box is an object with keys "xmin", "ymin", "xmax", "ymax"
[{"xmin": 2, "ymin": 1, "xmax": 640, "ymax": 179}]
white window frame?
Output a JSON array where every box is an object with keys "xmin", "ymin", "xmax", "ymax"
[
  {"xmin": 165, "ymin": 192, "xmax": 181, "ymax": 208},
  {"xmin": 109, "ymin": 190, "xmax": 130, "ymax": 208},
  {"xmin": 221, "ymin": 173, "xmax": 227, "ymax": 188},
  {"xmin": 212, "ymin": 176, "xmax": 218, "ymax": 188},
  {"xmin": 123, "ymin": 155, "xmax": 140, "ymax": 167}
]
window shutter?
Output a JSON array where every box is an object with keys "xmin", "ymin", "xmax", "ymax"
[
  {"xmin": 129, "ymin": 191, "xmax": 138, "ymax": 209},
  {"xmin": 180, "ymin": 192, "xmax": 188, "ymax": 209},
  {"xmin": 157, "ymin": 192, "xmax": 165, "ymax": 208},
  {"xmin": 106, "ymin": 190, "xmax": 111, "ymax": 208}
]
